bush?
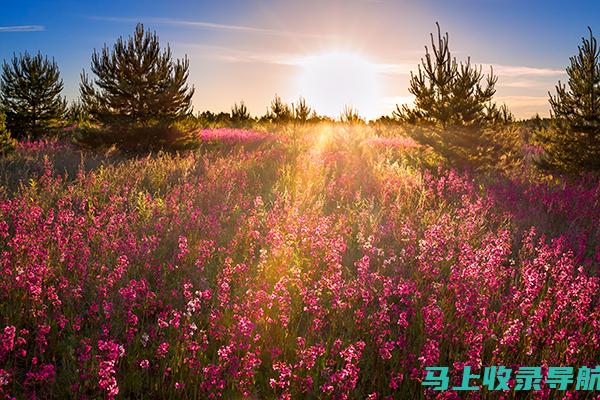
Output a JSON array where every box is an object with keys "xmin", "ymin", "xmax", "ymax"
[
  {"xmin": 0, "ymin": 112, "xmax": 16, "ymax": 155},
  {"xmin": 75, "ymin": 124, "xmax": 192, "ymax": 152}
]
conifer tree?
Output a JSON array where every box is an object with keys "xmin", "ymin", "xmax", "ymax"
[
  {"xmin": 293, "ymin": 97, "xmax": 312, "ymax": 122},
  {"xmin": 267, "ymin": 95, "xmax": 293, "ymax": 123},
  {"xmin": 80, "ymin": 23, "xmax": 194, "ymax": 144},
  {"xmin": 394, "ymin": 23, "xmax": 511, "ymax": 165},
  {"xmin": 231, "ymin": 101, "xmax": 251, "ymax": 127},
  {"xmin": 340, "ymin": 105, "xmax": 364, "ymax": 125},
  {"xmin": 397, "ymin": 23, "xmax": 497, "ymax": 129},
  {"xmin": 66, "ymin": 101, "xmax": 91, "ymax": 125},
  {"xmin": 539, "ymin": 27, "xmax": 600, "ymax": 172},
  {"xmin": 0, "ymin": 52, "xmax": 66, "ymax": 138}
]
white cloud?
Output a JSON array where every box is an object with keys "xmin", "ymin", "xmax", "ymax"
[
  {"xmin": 378, "ymin": 61, "xmax": 565, "ymax": 79},
  {"xmin": 176, "ymin": 43, "xmax": 298, "ymax": 66},
  {"xmin": 489, "ymin": 64, "xmax": 564, "ymax": 77},
  {"xmin": 499, "ymin": 80, "xmax": 549, "ymax": 89},
  {"xmin": 0, "ymin": 25, "xmax": 45, "ymax": 33},
  {"xmin": 89, "ymin": 16, "xmax": 332, "ymax": 39},
  {"xmin": 182, "ymin": 47, "xmax": 419, "ymax": 77}
]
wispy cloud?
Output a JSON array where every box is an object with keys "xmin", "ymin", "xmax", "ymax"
[
  {"xmin": 499, "ymin": 80, "xmax": 548, "ymax": 89},
  {"xmin": 90, "ymin": 16, "xmax": 333, "ymax": 39},
  {"xmin": 378, "ymin": 62, "xmax": 565, "ymax": 78},
  {"xmin": 0, "ymin": 25, "xmax": 45, "ymax": 33},
  {"xmin": 176, "ymin": 43, "xmax": 298, "ymax": 66},
  {"xmin": 490, "ymin": 64, "xmax": 564, "ymax": 77},
  {"xmin": 179, "ymin": 45, "xmax": 416, "ymax": 77}
]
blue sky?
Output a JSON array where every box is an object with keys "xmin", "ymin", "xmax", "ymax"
[{"xmin": 1, "ymin": 0, "xmax": 600, "ymax": 118}]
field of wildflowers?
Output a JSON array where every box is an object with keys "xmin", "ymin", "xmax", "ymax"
[{"xmin": 0, "ymin": 126, "xmax": 598, "ymax": 399}]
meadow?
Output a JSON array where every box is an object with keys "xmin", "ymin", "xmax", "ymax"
[{"xmin": 0, "ymin": 124, "xmax": 598, "ymax": 399}]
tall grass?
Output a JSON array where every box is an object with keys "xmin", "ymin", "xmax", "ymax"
[{"xmin": 0, "ymin": 126, "xmax": 597, "ymax": 399}]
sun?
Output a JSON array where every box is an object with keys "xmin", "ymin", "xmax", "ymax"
[{"xmin": 296, "ymin": 51, "xmax": 382, "ymax": 119}]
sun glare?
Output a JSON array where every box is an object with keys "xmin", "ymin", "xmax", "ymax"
[{"xmin": 296, "ymin": 51, "xmax": 382, "ymax": 119}]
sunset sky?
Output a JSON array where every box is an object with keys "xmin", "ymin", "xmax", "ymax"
[{"xmin": 2, "ymin": 0, "xmax": 600, "ymax": 119}]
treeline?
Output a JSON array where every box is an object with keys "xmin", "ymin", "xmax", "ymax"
[{"xmin": 1, "ymin": 22, "xmax": 600, "ymax": 172}]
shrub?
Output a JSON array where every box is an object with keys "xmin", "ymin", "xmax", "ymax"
[{"xmin": 0, "ymin": 111, "xmax": 16, "ymax": 155}]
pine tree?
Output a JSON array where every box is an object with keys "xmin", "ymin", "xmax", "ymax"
[
  {"xmin": 397, "ymin": 23, "xmax": 497, "ymax": 129},
  {"xmin": 230, "ymin": 101, "xmax": 251, "ymax": 127},
  {"xmin": 484, "ymin": 102, "xmax": 514, "ymax": 126},
  {"xmin": 340, "ymin": 105, "xmax": 364, "ymax": 125},
  {"xmin": 539, "ymin": 27, "xmax": 600, "ymax": 172},
  {"xmin": 66, "ymin": 100, "xmax": 91, "ymax": 126},
  {"xmin": 267, "ymin": 95, "xmax": 293, "ymax": 123},
  {"xmin": 0, "ymin": 52, "xmax": 66, "ymax": 138},
  {"xmin": 293, "ymin": 97, "xmax": 312, "ymax": 122},
  {"xmin": 80, "ymin": 23, "xmax": 194, "ymax": 145},
  {"xmin": 394, "ymin": 23, "xmax": 509, "ymax": 165}
]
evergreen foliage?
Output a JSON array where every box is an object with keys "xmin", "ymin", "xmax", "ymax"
[
  {"xmin": 393, "ymin": 23, "xmax": 514, "ymax": 166},
  {"xmin": 0, "ymin": 52, "xmax": 66, "ymax": 139},
  {"xmin": 396, "ymin": 23, "xmax": 498, "ymax": 128},
  {"xmin": 0, "ymin": 111, "xmax": 17, "ymax": 155},
  {"xmin": 66, "ymin": 101, "xmax": 91, "ymax": 126},
  {"xmin": 293, "ymin": 97, "xmax": 312, "ymax": 122},
  {"xmin": 340, "ymin": 105, "xmax": 365, "ymax": 125},
  {"xmin": 230, "ymin": 101, "xmax": 251, "ymax": 127},
  {"xmin": 267, "ymin": 95, "xmax": 293, "ymax": 123},
  {"xmin": 80, "ymin": 23, "xmax": 194, "ymax": 147},
  {"xmin": 538, "ymin": 27, "xmax": 600, "ymax": 172}
]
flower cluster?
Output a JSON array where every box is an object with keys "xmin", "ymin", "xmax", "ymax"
[
  {"xmin": 0, "ymin": 130, "xmax": 598, "ymax": 398},
  {"xmin": 198, "ymin": 128, "xmax": 272, "ymax": 145}
]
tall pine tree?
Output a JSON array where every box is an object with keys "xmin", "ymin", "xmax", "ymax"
[
  {"xmin": 396, "ymin": 23, "xmax": 498, "ymax": 129},
  {"xmin": 80, "ymin": 23, "xmax": 194, "ymax": 145},
  {"xmin": 395, "ymin": 23, "xmax": 510, "ymax": 164},
  {"xmin": 539, "ymin": 27, "xmax": 600, "ymax": 172},
  {"xmin": 0, "ymin": 52, "xmax": 66, "ymax": 139}
]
